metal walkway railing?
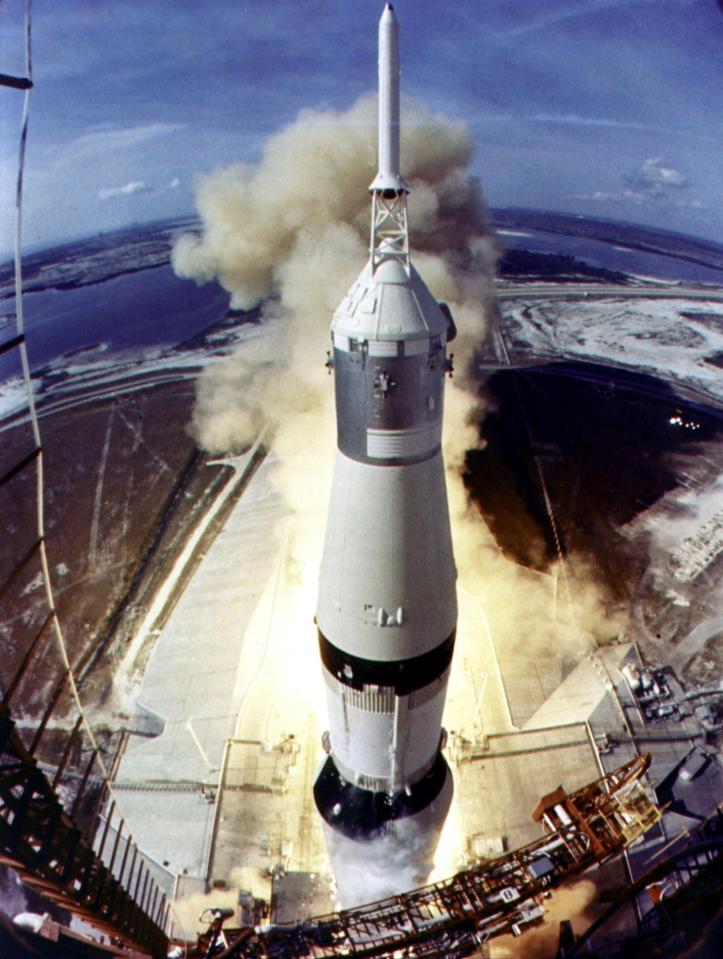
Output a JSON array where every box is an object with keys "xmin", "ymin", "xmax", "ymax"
[
  {"xmin": 0, "ymin": 3, "xmax": 169, "ymax": 954},
  {"xmin": 191, "ymin": 756, "xmax": 660, "ymax": 959}
]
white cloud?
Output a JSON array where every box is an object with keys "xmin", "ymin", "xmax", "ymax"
[
  {"xmin": 531, "ymin": 112, "xmax": 644, "ymax": 129},
  {"xmin": 623, "ymin": 157, "xmax": 689, "ymax": 198},
  {"xmin": 571, "ymin": 157, "xmax": 693, "ymax": 208},
  {"xmin": 526, "ymin": 113, "xmax": 713, "ymax": 142},
  {"xmin": 569, "ymin": 190, "xmax": 618, "ymax": 202},
  {"xmin": 98, "ymin": 180, "xmax": 152, "ymax": 201},
  {"xmin": 168, "ymin": 177, "xmax": 180, "ymax": 189},
  {"xmin": 63, "ymin": 123, "xmax": 182, "ymax": 164},
  {"xmin": 493, "ymin": 0, "xmax": 664, "ymax": 38}
]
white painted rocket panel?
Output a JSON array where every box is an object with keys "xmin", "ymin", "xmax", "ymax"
[
  {"xmin": 322, "ymin": 670, "xmax": 449, "ymax": 785},
  {"xmin": 367, "ymin": 339, "xmax": 400, "ymax": 357},
  {"xmin": 332, "ymin": 261, "xmax": 448, "ymax": 341},
  {"xmin": 333, "ymin": 335, "xmax": 431, "ymax": 357},
  {"xmin": 323, "ymin": 671, "xmax": 444, "ymax": 712},
  {"xmin": 377, "ymin": 4, "xmax": 400, "ymax": 183},
  {"xmin": 366, "ymin": 422, "xmax": 441, "ymax": 459},
  {"xmin": 317, "ymin": 450, "xmax": 457, "ymax": 662}
]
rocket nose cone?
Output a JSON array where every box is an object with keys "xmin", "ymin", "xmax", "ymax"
[{"xmin": 381, "ymin": 4, "xmax": 397, "ymax": 23}]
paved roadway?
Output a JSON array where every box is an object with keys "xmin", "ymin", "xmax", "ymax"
[{"xmin": 670, "ymin": 615, "xmax": 723, "ymax": 673}]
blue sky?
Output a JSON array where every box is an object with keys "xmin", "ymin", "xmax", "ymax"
[{"xmin": 1, "ymin": 0, "xmax": 722, "ymax": 256}]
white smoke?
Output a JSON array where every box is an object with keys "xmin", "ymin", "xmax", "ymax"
[
  {"xmin": 0, "ymin": 870, "xmax": 31, "ymax": 919},
  {"xmin": 172, "ymin": 93, "xmax": 498, "ymax": 461},
  {"xmin": 171, "ymin": 87, "xmax": 502, "ymax": 737},
  {"xmin": 170, "ymin": 866, "xmax": 264, "ymax": 939},
  {"xmin": 325, "ymin": 826, "xmax": 437, "ymax": 910}
]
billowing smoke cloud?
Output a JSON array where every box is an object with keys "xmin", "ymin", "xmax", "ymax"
[
  {"xmin": 172, "ymin": 93, "xmax": 498, "ymax": 459},
  {"xmin": 172, "ymin": 88, "xmax": 503, "ymax": 653},
  {"xmin": 325, "ymin": 826, "xmax": 439, "ymax": 909},
  {"xmin": 171, "ymin": 92, "xmax": 500, "ymax": 907},
  {"xmin": 495, "ymin": 880, "xmax": 598, "ymax": 959},
  {"xmin": 170, "ymin": 867, "xmax": 260, "ymax": 940}
]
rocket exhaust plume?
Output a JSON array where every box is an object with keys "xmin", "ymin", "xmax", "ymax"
[{"xmin": 312, "ymin": 3, "xmax": 457, "ymax": 906}]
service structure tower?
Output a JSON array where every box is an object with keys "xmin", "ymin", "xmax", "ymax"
[{"xmin": 313, "ymin": 4, "xmax": 458, "ymax": 903}]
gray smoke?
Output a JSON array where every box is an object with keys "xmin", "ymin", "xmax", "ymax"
[{"xmin": 325, "ymin": 825, "xmax": 437, "ymax": 909}]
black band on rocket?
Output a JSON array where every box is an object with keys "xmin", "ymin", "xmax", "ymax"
[
  {"xmin": 318, "ymin": 629, "xmax": 455, "ymax": 695},
  {"xmin": 313, "ymin": 752, "xmax": 451, "ymax": 840}
]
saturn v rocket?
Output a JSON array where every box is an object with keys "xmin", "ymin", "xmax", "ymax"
[{"xmin": 313, "ymin": 4, "xmax": 457, "ymax": 899}]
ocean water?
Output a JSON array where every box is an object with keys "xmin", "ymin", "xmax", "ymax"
[
  {"xmin": 4, "ymin": 217, "xmax": 723, "ymax": 388},
  {"xmin": 0, "ymin": 265, "xmax": 229, "ymax": 382},
  {"xmin": 497, "ymin": 227, "xmax": 723, "ymax": 285}
]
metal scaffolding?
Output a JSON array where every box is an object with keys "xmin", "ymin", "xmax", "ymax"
[
  {"xmin": 0, "ymin": 702, "xmax": 168, "ymax": 955},
  {"xmin": 564, "ymin": 804, "xmax": 723, "ymax": 957},
  {"xmin": 191, "ymin": 755, "xmax": 661, "ymax": 959},
  {"xmin": 0, "ymin": 5, "xmax": 169, "ymax": 954}
]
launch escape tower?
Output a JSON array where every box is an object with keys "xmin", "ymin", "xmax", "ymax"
[{"xmin": 313, "ymin": 5, "xmax": 458, "ymax": 896}]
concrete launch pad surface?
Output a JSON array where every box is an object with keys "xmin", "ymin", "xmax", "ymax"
[
  {"xmin": 453, "ymin": 724, "xmax": 599, "ymax": 854},
  {"xmin": 111, "ymin": 439, "xmax": 629, "ymax": 923},
  {"xmin": 105, "ymin": 421, "xmax": 719, "ymax": 948},
  {"xmin": 111, "ymin": 451, "xmax": 288, "ymax": 894},
  {"xmin": 207, "ymin": 545, "xmax": 329, "ymax": 902}
]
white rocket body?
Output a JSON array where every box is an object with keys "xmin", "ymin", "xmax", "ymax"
[{"xmin": 314, "ymin": 4, "xmax": 457, "ymax": 904}]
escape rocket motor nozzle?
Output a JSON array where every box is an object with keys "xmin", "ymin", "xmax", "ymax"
[
  {"xmin": 369, "ymin": 4, "xmax": 408, "ymax": 194},
  {"xmin": 313, "ymin": 4, "xmax": 457, "ymax": 904}
]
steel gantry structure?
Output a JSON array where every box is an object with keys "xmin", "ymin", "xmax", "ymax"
[
  {"xmin": 563, "ymin": 804, "xmax": 723, "ymax": 958},
  {"xmin": 0, "ymin": 702, "xmax": 169, "ymax": 955},
  {"xmin": 1, "ymin": 7, "xmax": 170, "ymax": 955},
  {"xmin": 189, "ymin": 755, "xmax": 661, "ymax": 959}
]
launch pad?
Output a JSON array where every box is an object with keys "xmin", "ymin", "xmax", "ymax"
[
  {"xmin": 98, "ymin": 416, "xmax": 716, "ymax": 950},
  {"xmin": 3, "ymin": 276, "xmax": 722, "ymax": 955},
  {"xmin": 190, "ymin": 755, "xmax": 661, "ymax": 958}
]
